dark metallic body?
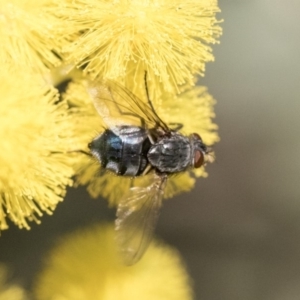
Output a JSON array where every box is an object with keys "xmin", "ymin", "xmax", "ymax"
[
  {"xmin": 147, "ymin": 131, "xmax": 192, "ymax": 173},
  {"xmin": 89, "ymin": 126, "xmax": 150, "ymax": 176},
  {"xmin": 89, "ymin": 126, "xmax": 203, "ymax": 176}
]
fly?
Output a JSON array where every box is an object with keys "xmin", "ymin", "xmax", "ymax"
[{"xmin": 87, "ymin": 73, "xmax": 211, "ymax": 265}]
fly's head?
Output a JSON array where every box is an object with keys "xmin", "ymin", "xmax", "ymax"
[{"xmin": 189, "ymin": 133, "xmax": 213, "ymax": 168}]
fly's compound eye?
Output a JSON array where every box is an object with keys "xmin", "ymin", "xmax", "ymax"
[{"xmin": 194, "ymin": 150, "xmax": 204, "ymax": 168}]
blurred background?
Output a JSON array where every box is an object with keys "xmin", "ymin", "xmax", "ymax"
[{"xmin": 1, "ymin": 0, "xmax": 300, "ymax": 299}]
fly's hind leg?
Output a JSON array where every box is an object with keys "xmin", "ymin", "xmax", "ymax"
[
  {"xmin": 148, "ymin": 132, "xmax": 156, "ymax": 144},
  {"xmin": 63, "ymin": 149, "xmax": 92, "ymax": 156},
  {"xmin": 141, "ymin": 164, "xmax": 153, "ymax": 176},
  {"xmin": 168, "ymin": 122, "xmax": 183, "ymax": 131}
]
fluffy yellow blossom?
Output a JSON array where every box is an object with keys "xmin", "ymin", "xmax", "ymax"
[
  {"xmin": 0, "ymin": 265, "xmax": 28, "ymax": 300},
  {"xmin": 34, "ymin": 224, "xmax": 193, "ymax": 300},
  {"xmin": 63, "ymin": 78, "xmax": 218, "ymax": 206},
  {"xmin": 0, "ymin": 0, "xmax": 62, "ymax": 75},
  {"xmin": 50, "ymin": 0, "xmax": 222, "ymax": 94},
  {"xmin": 0, "ymin": 71, "xmax": 80, "ymax": 230}
]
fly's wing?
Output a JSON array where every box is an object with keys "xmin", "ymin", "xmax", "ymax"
[
  {"xmin": 115, "ymin": 174, "xmax": 167, "ymax": 265},
  {"xmin": 87, "ymin": 79, "xmax": 169, "ymax": 133}
]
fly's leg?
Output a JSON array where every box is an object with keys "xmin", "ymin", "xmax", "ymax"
[
  {"xmin": 144, "ymin": 71, "xmax": 159, "ymax": 118},
  {"xmin": 140, "ymin": 118, "xmax": 158, "ymax": 145},
  {"xmin": 168, "ymin": 122, "xmax": 183, "ymax": 131},
  {"xmin": 141, "ymin": 164, "xmax": 153, "ymax": 175},
  {"xmin": 144, "ymin": 71, "xmax": 155, "ymax": 113},
  {"xmin": 143, "ymin": 72, "xmax": 169, "ymax": 130},
  {"xmin": 55, "ymin": 149, "xmax": 92, "ymax": 156},
  {"xmin": 148, "ymin": 132, "xmax": 156, "ymax": 144}
]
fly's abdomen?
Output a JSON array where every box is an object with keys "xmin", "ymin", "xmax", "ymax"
[
  {"xmin": 148, "ymin": 133, "xmax": 191, "ymax": 173},
  {"xmin": 89, "ymin": 126, "xmax": 150, "ymax": 176}
]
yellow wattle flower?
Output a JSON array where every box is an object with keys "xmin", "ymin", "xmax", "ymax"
[
  {"xmin": 50, "ymin": 0, "xmax": 222, "ymax": 94},
  {"xmin": 63, "ymin": 78, "xmax": 218, "ymax": 206},
  {"xmin": 0, "ymin": 0, "xmax": 62, "ymax": 75},
  {"xmin": 0, "ymin": 265, "xmax": 28, "ymax": 300},
  {"xmin": 0, "ymin": 71, "xmax": 80, "ymax": 230},
  {"xmin": 34, "ymin": 224, "xmax": 193, "ymax": 300}
]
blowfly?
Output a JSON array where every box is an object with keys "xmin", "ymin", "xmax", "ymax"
[{"xmin": 87, "ymin": 73, "xmax": 211, "ymax": 265}]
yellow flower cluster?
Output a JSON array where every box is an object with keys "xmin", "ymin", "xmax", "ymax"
[
  {"xmin": 0, "ymin": 0, "xmax": 63, "ymax": 75},
  {"xmin": 0, "ymin": 71, "xmax": 80, "ymax": 230},
  {"xmin": 50, "ymin": 0, "xmax": 222, "ymax": 94},
  {"xmin": 34, "ymin": 224, "xmax": 193, "ymax": 300},
  {"xmin": 0, "ymin": 265, "xmax": 28, "ymax": 300},
  {"xmin": 0, "ymin": 0, "xmax": 221, "ymax": 228}
]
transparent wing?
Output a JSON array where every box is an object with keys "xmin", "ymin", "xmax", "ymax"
[
  {"xmin": 115, "ymin": 174, "xmax": 167, "ymax": 265},
  {"xmin": 87, "ymin": 79, "xmax": 169, "ymax": 133}
]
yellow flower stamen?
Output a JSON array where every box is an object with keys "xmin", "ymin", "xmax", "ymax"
[
  {"xmin": 0, "ymin": 71, "xmax": 79, "ymax": 230},
  {"xmin": 49, "ymin": 0, "xmax": 222, "ymax": 93},
  {"xmin": 0, "ymin": 0, "xmax": 63, "ymax": 75}
]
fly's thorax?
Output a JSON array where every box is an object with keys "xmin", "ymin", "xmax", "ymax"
[{"xmin": 147, "ymin": 132, "xmax": 192, "ymax": 174}]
